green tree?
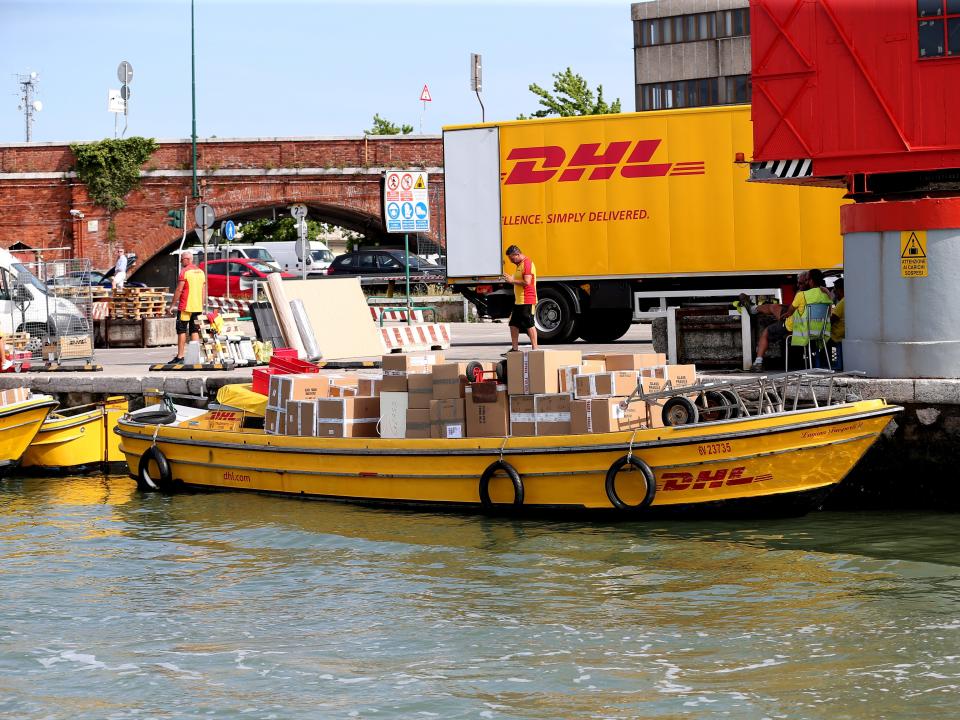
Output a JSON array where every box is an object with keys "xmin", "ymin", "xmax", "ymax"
[
  {"xmin": 520, "ymin": 68, "xmax": 622, "ymax": 119},
  {"xmin": 366, "ymin": 113, "xmax": 413, "ymax": 135},
  {"xmin": 236, "ymin": 217, "xmax": 363, "ymax": 247}
]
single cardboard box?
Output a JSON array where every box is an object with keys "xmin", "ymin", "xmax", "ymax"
[
  {"xmin": 407, "ymin": 373, "xmax": 434, "ymax": 409},
  {"xmin": 315, "ymin": 397, "xmax": 381, "ymax": 438},
  {"xmin": 429, "ymin": 398, "xmax": 466, "ymax": 439},
  {"xmin": 638, "ymin": 376, "xmax": 667, "ymax": 428},
  {"xmin": 285, "ymin": 399, "xmax": 318, "ymax": 437},
  {"xmin": 405, "ymin": 408, "xmax": 431, "ymax": 438},
  {"xmin": 381, "ymin": 352, "xmax": 444, "ymax": 391},
  {"xmin": 509, "ymin": 394, "xmax": 572, "ymax": 436},
  {"xmin": 602, "ymin": 353, "xmax": 667, "ymax": 371},
  {"xmin": 431, "ymin": 362, "xmax": 469, "ymax": 400},
  {"xmin": 0, "ymin": 386, "xmax": 28, "ymax": 406},
  {"xmin": 379, "ymin": 391, "xmax": 409, "ymax": 438},
  {"xmin": 574, "ymin": 370, "xmax": 640, "ymax": 399},
  {"xmin": 559, "ymin": 360, "xmax": 606, "ymax": 393},
  {"xmin": 357, "ymin": 376, "xmax": 382, "ymax": 397},
  {"xmin": 269, "ymin": 373, "xmax": 329, "ymax": 410},
  {"xmin": 506, "ymin": 350, "xmax": 582, "ymax": 396},
  {"xmin": 465, "ymin": 383, "xmax": 509, "ymax": 438},
  {"xmin": 264, "ymin": 407, "xmax": 286, "ymax": 435},
  {"xmin": 571, "ymin": 398, "xmax": 649, "ymax": 434},
  {"xmin": 665, "ymin": 364, "xmax": 698, "ymax": 392}
]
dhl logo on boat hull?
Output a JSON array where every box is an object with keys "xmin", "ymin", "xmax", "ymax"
[
  {"xmin": 502, "ymin": 139, "xmax": 705, "ymax": 185},
  {"xmin": 660, "ymin": 467, "xmax": 773, "ymax": 491}
]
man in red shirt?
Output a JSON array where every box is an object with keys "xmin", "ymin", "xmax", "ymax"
[{"xmin": 502, "ymin": 244, "xmax": 538, "ymax": 352}]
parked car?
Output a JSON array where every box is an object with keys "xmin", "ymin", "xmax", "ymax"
[
  {"xmin": 325, "ymin": 249, "xmax": 444, "ymax": 279},
  {"xmin": 52, "ymin": 267, "xmax": 146, "ymax": 289},
  {"xmin": 200, "ymin": 258, "xmax": 294, "ymax": 298}
]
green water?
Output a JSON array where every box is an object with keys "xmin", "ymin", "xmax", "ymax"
[{"xmin": 1, "ymin": 474, "xmax": 958, "ymax": 719}]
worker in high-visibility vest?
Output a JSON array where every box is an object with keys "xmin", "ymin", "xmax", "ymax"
[{"xmin": 749, "ymin": 269, "xmax": 832, "ymax": 372}]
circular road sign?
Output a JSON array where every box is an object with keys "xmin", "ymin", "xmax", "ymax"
[
  {"xmin": 400, "ymin": 173, "xmax": 413, "ymax": 191},
  {"xmin": 222, "ymin": 219, "xmax": 236, "ymax": 241},
  {"xmin": 117, "ymin": 61, "xmax": 133, "ymax": 84},
  {"xmin": 195, "ymin": 203, "xmax": 215, "ymax": 228},
  {"xmin": 120, "ymin": 85, "xmax": 132, "ymax": 101},
  {"xmin": 290, "ymin": 204, "xmax": 308, "ymax": 220},
  {"xmin": 387, "ymin": 174, "xmax": 400, "ymax": 191},
  {"xmin": 386, "ymin": 202, "xmax": 400, "ymax": 220}
]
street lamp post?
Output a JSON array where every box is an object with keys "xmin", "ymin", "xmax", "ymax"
[{"xmin": 191, "ymin": 0, "xmax": 198, "ymax": 198}]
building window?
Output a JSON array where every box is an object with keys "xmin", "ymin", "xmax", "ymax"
[
  {"xmin": 639, "ymin": 78, "xmax": 720, "ymax": 110},
  {"xmin": 636, "ymin": 8, "xmax": 748, "ymax": 47},
  {"xmin": 918, "ymin": 0, "xmax": 960, "ymax": 57},
  {"xmin": 725, "ymin": 74, "xmax": 752, "ymax": 104}
]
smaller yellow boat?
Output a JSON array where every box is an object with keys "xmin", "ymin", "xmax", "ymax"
[
  {"xmin": 0, "ymin": 393, "xmax": 57, "ymax": 473},
  {"xmin": 22, "ymin": 396, "xmax": 128, "ymax": 472}
]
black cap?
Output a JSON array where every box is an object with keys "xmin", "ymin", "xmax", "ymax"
[{"xmin": 505, "ymin": 245, "xmax": 521, "ymax": 256}]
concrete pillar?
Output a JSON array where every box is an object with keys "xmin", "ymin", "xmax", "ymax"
[{"xmin": 842, "ymin": 197, "xmax": 960, "ymax": 378}]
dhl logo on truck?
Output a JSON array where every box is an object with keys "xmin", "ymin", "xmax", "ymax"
[
  {"xmin": 660, "ymin": 467, "xmax": 773, "ymax": 491},
  {"xmin": 502, "ymin": 139, "xmax": 705, "ymax": 185}
]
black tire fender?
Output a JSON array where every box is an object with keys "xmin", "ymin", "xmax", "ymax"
[
  {"xmin": 137, "ymin": 445, "xmax": 173, "ymax": 493},
  {"xmin": 479, "ymin": 460, "xmax": 524, "ymax": 508},
  {"xmin": 605, "ymin": 454, "xmax": 656, "ymax": 511}
]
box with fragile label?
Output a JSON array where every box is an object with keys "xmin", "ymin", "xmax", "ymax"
[
  {"xmin": 430, "ymin": 398, "xmax": 466, "ymax": 439},
  {"xmin": 465, "ymin": 383, "xmax": 509, "ymax": 438},
  {"xmin": 665, "ymin": 364, "xmax": 698, "ymax": 393},
  {"xmin": 268, "ymin": 373, "xmax": 330, "ymax": 410},
  {"xmin": 379, "ymin": 391, "xmax": 409, "ymax": 438},
  {"xmin": 574, "ymin": 370, "xmax": 640, "ymax": 399},
  {"xmin": 315, "ymin": 397, "xmax": 381, "ymax": 438},
  {"xmin": 559, "ymin": 360, "xmax": 606, "ymax": 393},
  {"xmin": 509, "ymin": 394, "xmax": 572, "ymax": 436},
  {"xmin": 602, "ymin": 353, "xmax": 667, "ymax": 371},
  {"xmin": 407, "ymin": 373, "xmax": 434, "ymax": 409},
  {"xmin": 571, "ymin": 398, "xmax": 650, "ymax": 434},
  {"xmin": 382, "ymin": 352, "xmax": 444, "ymax": 392},
  {"xmin": 638, "ymin": 377, "xmax": 667, "ymax": 428},
  {"xmin": 285, "ymin": 399, "xmax": 318, "ymax": 437},
  {"xmin": 405, "ymin": 408, "xmax": 431, "ymax": 438},
  {"xmin": 506, "ymin": 350, "xmax": 582, "ymax": 396}
]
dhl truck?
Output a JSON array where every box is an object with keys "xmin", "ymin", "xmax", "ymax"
[{"xmin": 442, "ymin": 105, "xmax": 846, "ymax": 343}]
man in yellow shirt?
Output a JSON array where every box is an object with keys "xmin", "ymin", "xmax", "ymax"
[
  {"xmin": 169, "ymin": 251, "xmax": 206, "ymax": 363},
  {"xmin": 749, "ymin": 269, "xmax": 832, "ymax": 371}
]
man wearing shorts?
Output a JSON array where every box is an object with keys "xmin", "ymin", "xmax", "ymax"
[
  {"xmin": 502, "ymin": 244, "xmax": 538, "ymax": 352},
  {"xmin": 169, "ymin": 250, "xmax": 206, "ymax": 363}
]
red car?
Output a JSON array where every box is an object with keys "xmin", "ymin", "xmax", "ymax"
[{"xmin": 200, "ymin": 259, "xmax": 295, "ymax": 298}]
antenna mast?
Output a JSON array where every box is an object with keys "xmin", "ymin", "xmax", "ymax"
[{"xmin": 16, "ymin": 71, "xmax": 41, "ymax": 142}]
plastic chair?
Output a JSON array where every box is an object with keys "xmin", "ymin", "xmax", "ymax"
[{"xmin": 784, "ymin": 302, "xmax": 832, "ymax": 370}]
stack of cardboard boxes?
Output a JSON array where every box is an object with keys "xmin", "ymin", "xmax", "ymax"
[{"xmin": 262, "ymin": 349, "xmax": 698, "ymax": 440}]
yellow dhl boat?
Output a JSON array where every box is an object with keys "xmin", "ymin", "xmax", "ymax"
[
  {"xmin": 22, "ymin": 397, "xmax": 128, "ymax": 472},
  {"xmin": 0, "ymin": 394, "xmax": 58, "ymax": 473},
  {"xmin": 117, "ymin": 398, "xmax": 900, "ymax": 517}
]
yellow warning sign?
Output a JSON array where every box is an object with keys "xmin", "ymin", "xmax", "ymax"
[
  {"xmin": 900, "ymin": 230, "xmax": 928, "ymax": 278},
  {"xmin": 413, "ymin": 174, "xmax": 426, "ymax": 190}
]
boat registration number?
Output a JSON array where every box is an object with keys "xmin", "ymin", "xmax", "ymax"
[{"xmin": 697, "ymin": 442, "xmax": 732, "ymax": 456}]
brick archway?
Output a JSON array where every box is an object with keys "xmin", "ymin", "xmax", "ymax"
[{"xmin": 0, "ymin": 135, "xmax": 444, "ymax": 273}]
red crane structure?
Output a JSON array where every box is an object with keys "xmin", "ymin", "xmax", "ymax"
[{"xmin": 749, "ymin": 0, "xmax": 960, "ymax": 378}]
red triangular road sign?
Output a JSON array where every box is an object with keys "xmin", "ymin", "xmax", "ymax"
[{"xmin": 420, "ymin": 84, "xmax": 432, "ymax": 102}]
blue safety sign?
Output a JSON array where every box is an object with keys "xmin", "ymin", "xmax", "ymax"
[{"xmin": 223, "ymin": 219, "xmax": 236, "ymax": 241}]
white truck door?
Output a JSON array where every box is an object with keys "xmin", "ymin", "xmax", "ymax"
[{"xmin": 443, "ymin": 126, "xmax": 503, "ymax": 278}]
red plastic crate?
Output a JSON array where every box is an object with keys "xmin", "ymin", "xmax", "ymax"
[
  {"xmin": 272, "ymin": 347, "xmax": 298, "ymax": 360},
  {"xmin": 269, "ymin": 356, "xmax": 319, "ymax": 374},
  {"xmin": 251, "ymin": 367, "xmax": 278, "ymax": 395}
]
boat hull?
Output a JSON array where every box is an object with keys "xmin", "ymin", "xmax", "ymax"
[
  {"xmin": 0, "ymin": 395, "xmax": 58, "ymax": 473},
  {"xmin": 117, "ymin": 399, "xmax": 899, "ymax": 516},
  {"xmin": 22, "ymin": 397, "xmax": 128, "ymax": 472}
]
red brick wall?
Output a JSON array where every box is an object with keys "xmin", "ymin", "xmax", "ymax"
[{"xmin": 0, "ymin": 136, "xmax": 444, "ymax": 271}]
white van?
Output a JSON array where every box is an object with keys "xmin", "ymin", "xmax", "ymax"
[
  {"xmin": 210, "ymin": 244, "xmax": 281, "ymax": 270},
  {"xmin": 256, "ymin": 241, "xmax": 335, "ymax": 277},
  {"xmin": 0, "ymin": 248, "xmax": 88, "ymax": 338}
]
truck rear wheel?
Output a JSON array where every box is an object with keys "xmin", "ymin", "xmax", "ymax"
[
  {"xmin": 578, "ymin": 310, "xmax": 633, "ymax": 343},
  {"xmin": 535, "ymin": 288, "xmax": 578, "ymax": 344}
]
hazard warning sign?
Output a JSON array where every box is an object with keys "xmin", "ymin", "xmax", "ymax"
[{"xmin": 900, "ymin": 231, "xmax": 928, "ymax": 278}]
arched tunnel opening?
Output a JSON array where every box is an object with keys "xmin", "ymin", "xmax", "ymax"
[{"xmin": 130, "ymin": 202, "xmax": 441, "ymax": 290}]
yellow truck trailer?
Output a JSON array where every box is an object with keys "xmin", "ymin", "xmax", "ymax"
[{"xmin": 443, "ymin": 104, "xmax": 846, "ymax": 342}]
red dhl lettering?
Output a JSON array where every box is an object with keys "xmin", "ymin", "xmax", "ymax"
[
  {"xmin": 502, "ymin": 139, "xmax": 705, "ymax": 185},
  {"xmin": 660, "ymin": 467, "xmax": 774, "ymax": 491}
]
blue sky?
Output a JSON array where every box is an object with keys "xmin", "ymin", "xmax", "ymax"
[{"xmin": 0, "ymin": 0, "xmax": 637, "ymax": 144}]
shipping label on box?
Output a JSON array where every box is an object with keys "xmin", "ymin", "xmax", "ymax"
[
  {"xmin": 571, "ymin": 398, "xmax": 650, "ymax": 434},
  {"xmin": 506, "ymin": 350, "xmax": 582, "ymax": 396},
  {"xmin": 429, "ymin": 398, "xmax": 466, "ymax": 439},
  {"xmin": 465, "ymin": 383, "xmax": 509, "ymax": 437},
  {"xmin": 405, "ymin": 408, "xmax": 431, "ymax": 438},
  {"xmin": 315, "ymin": 397, "xmax": 380, "ymax": 437},
  {"xmin": 509, "ymin": 394, "xmax": 572, "ymax": 436},
  {"xmin": 574, "ymin": 370, "xmax": 640, "ymax": 399},
  {"xmin": 407, "ymin": 373, "xmax": 434, "ymax": 409},
  {"xmin": 382, "ymin": 352, "xmax": 445, "ymax": 392},
  {"xmin": 603, "ymin": 353, "xmax": 667, "ymax": 371}
]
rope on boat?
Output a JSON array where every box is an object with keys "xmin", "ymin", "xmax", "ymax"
[
  {"xmin": 151, "ymin": 424, "xmax": 161, "ymax": 448},
  {"xmin": 627, "ymin": 430, "xmax": 639, "ymax": 461},
  {"xmin": 498, "ymin": 436, "xmax": 509, "ymax": 462}
]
